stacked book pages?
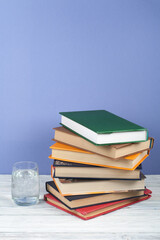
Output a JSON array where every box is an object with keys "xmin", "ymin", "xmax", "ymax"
[{"xmin": 44, "ymin": 110, "xmax": 154, "ymax": 220}]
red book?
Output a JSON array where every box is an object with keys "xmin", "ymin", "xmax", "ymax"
[{"xmin": 44, "ymin": 189, "xmax": 151, "ymax": 220}]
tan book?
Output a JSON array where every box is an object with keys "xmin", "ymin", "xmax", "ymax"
[
  {"xmin": 49, "ymin": 142, "xmax": 149, "ymax": 171},
  {"xmin": 53, "ymin": 127, "xmax": 154, "ymax": 159},
  {"xmin": 51, "ymin": 171, "xmax": 145, "ymax": 196},
  {"xmin": 46, "ymin": 181, "xmax": 145, "ymax": 209},
  {"xmin": 52, "ymin": 160, "xmax": 141, "ymax": 179}
]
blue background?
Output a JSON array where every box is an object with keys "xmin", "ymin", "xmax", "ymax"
[{"xmin": 0, "ymin": 0, "xmax": 160, "ymax": 174}]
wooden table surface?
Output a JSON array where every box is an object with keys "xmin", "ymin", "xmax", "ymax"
[{"xmin": 0, "ymin": 175, "xmax": 160, "ymax": 240}]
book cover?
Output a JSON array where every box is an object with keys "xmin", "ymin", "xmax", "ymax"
[{"xmin": 60, "ymin": 110, "xmax": 148, "ymax": 145}]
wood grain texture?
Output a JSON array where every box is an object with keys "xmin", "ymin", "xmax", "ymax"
[{"xmin": 0, "ymin": 175, "xmax": 160, "ymax": 240}]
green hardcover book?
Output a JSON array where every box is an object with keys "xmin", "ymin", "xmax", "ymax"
[{"xmin": 59, "ymin": 110, "xmax": 148, "ymax": 145}]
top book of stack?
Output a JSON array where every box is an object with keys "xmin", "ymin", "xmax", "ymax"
[{"xmin": 59, "ymin": 110, "xmax": 148, "ymax": 145}]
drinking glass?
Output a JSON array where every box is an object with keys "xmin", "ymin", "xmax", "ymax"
[{"xmin": 11, "ymin": 161, "xmax": 39, "ymax": 206}]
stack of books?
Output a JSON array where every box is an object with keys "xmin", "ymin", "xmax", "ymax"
[{"xmin": 44, "ymin": 110, "xmax": 154, "ymax": 220}]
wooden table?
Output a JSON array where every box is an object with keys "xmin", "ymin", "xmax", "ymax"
[{"xmin": 0, "ymin": 175, "xmax": 160, "ymax": 239}]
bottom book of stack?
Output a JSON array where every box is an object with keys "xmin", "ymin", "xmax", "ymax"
[{"xmin": 44, "ymin": 181, "xmax": 152, "ymax": 220}]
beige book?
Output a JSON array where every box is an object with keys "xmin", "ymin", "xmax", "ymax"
[
  {"xmin": 52, "ymin": 163, "xmax": 141, "ymax": 179},
  {"xmin": 51, "ymin": 172, "xmax": 145, "ymax": 196},
  {"xmin": 46, "ymin": 181, "xmax": 145, "ymax": 209},
  {"xmin": 53, "ymin": 127, "xmax": 154, "ymax": 159}
]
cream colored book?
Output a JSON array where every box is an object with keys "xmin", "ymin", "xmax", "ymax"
[
  {"xmin": 51, "ymin": 172, "xmax": 145, "ymax": 196},
  {"xmin": 52, "ymin": 160, "xmax": 141, "ymax": 179},
  {"xmin": 53, "ymin": 127, "xmax": 153, "ymax": 159}
]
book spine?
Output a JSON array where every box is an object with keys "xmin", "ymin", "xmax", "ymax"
[
  {"xmin": 149, "ymin": 138, "xmax": 154, "ymax": 149},
  {"xmin": 51, "ymin": 165, "xmax": 56, "ymax": 178}
]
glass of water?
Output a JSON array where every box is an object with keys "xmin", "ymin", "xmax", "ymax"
[{"xmin": 11, "ymin": 161, "xmax": 39, "ymax": 206}]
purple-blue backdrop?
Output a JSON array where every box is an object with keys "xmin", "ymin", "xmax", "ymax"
[{"xmin": 0, "ymin": 0, "xmax": 160, "ymax": 174}]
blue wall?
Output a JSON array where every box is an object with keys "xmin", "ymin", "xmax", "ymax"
[{"xmin": 0, "ymin": 0, "xmax": 160, "ymax": 174}]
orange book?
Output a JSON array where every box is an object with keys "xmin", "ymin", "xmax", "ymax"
[{"xmin": 49, "ymin": 142, "xmax": 149, "ymax": 171}]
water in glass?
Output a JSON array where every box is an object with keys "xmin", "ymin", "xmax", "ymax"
[{"xmin": 11, "ymin": 161, "xmax": 39, "ymax": 206}]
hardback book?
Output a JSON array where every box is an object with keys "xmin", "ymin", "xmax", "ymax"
[
  {"xmin": 46, "ymin": 181, "xmax": 149, "ymax": 209},
  {"xmin": 53, "ymin": 160, "xmax": 142, "ymax": 169},
  {"xmin": 53, "ymin": 127, "xmax": 154, "ymax": 159},
  {"xmin": 49, "ymin": 142, "xmax": 149, "ymax": 171},
  {"xmin": 59, "ymin": 110, "xmax": 148, "ymax": 145},
  {"xmin": 44, "ymin": 193, "xmax": 151, "ymax": 220},
  {"xmin": 52, "ymin": 159, "xmax": 141, "ymax": 180},
  {"xmin": 51, "ymin": 171, "xmax": 145, "ymax": 196}
]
